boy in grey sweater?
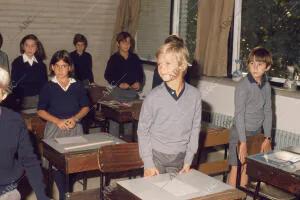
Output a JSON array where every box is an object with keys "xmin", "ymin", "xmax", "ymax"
[
  {"xmin": 138, "ymin": 36, "xmax": 202, "ymax": 177},
  {"xmin": 228, "ymin": 47, "xmax": 273, "ymax": 187}
]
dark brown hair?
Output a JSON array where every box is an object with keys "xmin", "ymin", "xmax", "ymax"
[
  {"xmin": 164, "ymin": 34, "xmax": 184, "ymax": 46},
  {"xmin": 73, "ymin": 33, "xmax": 88, "ymax": 47},
  {"xmin": 248, "ymin": 46, "xmax": 273, "ymax": 67},
  {"xmin": 49, "ymin": 50, "xmax": 74, "ymax": 77},
  {"xmin": 0, "ymin": 33, "xmax": 3, "ymax": 49},
  {"xmin": 20, "ymin": 34, "xmax": 46, "ymax": 60},
  {"xmin": 116, "ymin": 31, "xmax": 134, "ymax": 52}
]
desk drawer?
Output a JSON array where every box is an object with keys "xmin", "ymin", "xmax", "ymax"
[
  {"xmin": 246, "ymin": 159, "xmax": 300, "ymax": 195},
  {"xmin": 66, "ymin": 152, "xmax": 99, "ymax": 173}
]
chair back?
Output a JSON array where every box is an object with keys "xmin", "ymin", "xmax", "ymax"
[
  {"xmin": 87, "ymin": 85, "xmax": 110, "ymax": 105},
  {"xmin": 131, "ymin": 101, "xmax": 143, "ymax": 121},
  {"xmin": 97, "ymin": 143, "xmax": 143, "ymax": 173}
]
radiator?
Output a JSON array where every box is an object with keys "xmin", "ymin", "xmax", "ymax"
[{"xmin": 202, "ymin": 110, "xmax": 300, "ymax": 149}]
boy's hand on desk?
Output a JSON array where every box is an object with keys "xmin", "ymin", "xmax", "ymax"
[
  {"xmin": 179, "ymin": 164, "xmax": 192, "ymax": 174},
  {"xmin": 119, "ymin": 83, "xmax": 130, "ymax": 89},
  {"xmin": 261, "ymin": 139, "xmax": 272, "ymax": 153},
  {"xmin": 131, "ymin": 82, "xmax": 141, "ymax": 90},
  {"xmin": 238, "ymin": 142, "xmax": 247, "ymax": 164},
  {"xmin": 144, "ymin": 168, "xmax": 160, "ymax": 177}
]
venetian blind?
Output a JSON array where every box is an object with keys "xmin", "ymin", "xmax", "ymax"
[{"xmin": 0, "ymin": 0, "xmax": 119, "ymax": 85}]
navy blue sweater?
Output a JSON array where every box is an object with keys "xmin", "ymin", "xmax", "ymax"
[
  {"xmin": 104, "ymin": 52, "xmax": 144, "ymax": 86},
  {"xmin": 38, "ymin": 80, "xmax": 90, "ymax": 119},
  {"xmin": 0, "ymin": 107, "xmax": 48, "ymax": 199},
  {"xmin": 70, "ymin": 51, "xmax": 94, "ymax": 83},
  {"xmin": 11, "ymin": 56, "xmax": 48, "ymax": 97}
]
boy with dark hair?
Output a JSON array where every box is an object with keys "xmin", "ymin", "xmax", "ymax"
[
  {"xmin": 70, "ymin": 33, "xmax": 95, "ymax": 86},
  {"xmin": 228, "ymin": 46, "xmax": 273, "ymax": 187},
  {"xmin": 138, "ymin": 36, "xmax": 201, "ymax": 177}
]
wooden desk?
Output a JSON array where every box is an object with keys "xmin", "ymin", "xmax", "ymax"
[
  {"xmin": 100, "ymin": 101, "xmax": 133, "ymax": 123},
  {"xmin": 111, "ymin": 170, "xmax": 245, "ymax": 200},
  {"xmin": 246, "ymin": 150, "xmax": 300, "ymax": 199},
  {"xmin": 42, "ymin": 133, "xmax": 125, "ymax": 198},
  {"xmin": 22, "ymin": 112, "xmax": 39, "ymax": 131},
  {"xmin": 100, "ymin": 100, "xmax": 141, "ymax": 138},
  {"xmin": 22, "ymin": 112, "xmax": 46, "ymax": 155}
]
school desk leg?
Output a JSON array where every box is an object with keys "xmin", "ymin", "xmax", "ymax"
[
  {"xmin": 47, "ymin": 162, "xmax": 53, "ymax": 198},
  {"xmin": 253, "ymin": 180, "xmax": 261, "ymax": 200},
  {"xmin": 65, "ymin": 173, "xmax": 70, "ymax": 199}
]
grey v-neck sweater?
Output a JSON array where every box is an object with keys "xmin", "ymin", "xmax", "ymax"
[
  {"xmin": 138, "ymin": 83, "xmax": 202, "ymax": 169},
  {"xmin": 234, "ymin": 74, "xmax": 272, "ymax": 142}
]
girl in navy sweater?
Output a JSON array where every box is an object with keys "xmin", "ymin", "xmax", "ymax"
[
  {"xmin": 11, "ymin": 34, "xmax": 48, "ymax": 111},
  {"xmin": 38, "ymin": 50, "xmax": 89, "ymax": 199}
]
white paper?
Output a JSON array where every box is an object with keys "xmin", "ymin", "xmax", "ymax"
[
  {"xmin": 55, "ymin": 136, "xmax": 88, "ymax": 144},
  {"xmin": 267, "ymin": 151, "xmax": 300, "ymax": 163},
  {"xmin": 154, "ymin": 179, "xmax": 199, "ymax": 197}
]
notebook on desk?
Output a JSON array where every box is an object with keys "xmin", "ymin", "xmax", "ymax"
[{"xmin": 282, "ymin": 146, "xmax": 300, "ymax": 155}]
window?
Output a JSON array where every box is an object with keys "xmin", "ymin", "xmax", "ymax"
[
  {"xmin": 239, "ymin": 0, "xmax": 300, "ymax": 80},
  {"xmin": 179, "ymin": 0, "xmax": 198, "ymax": 62},
  {"xmin": 136, "ymin": 0, "xmax": 172, "ymax": 61}
]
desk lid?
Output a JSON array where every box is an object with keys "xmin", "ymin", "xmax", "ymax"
[
  {"xmin": 42, "ymin": 133, "xmax": 125, "ymax": 154},
  {"xmin": 247, "ymin": 150, "xmax": 300, "ymax": 175},
  {"xmin": 118, "ymin": 170, "xmax": 234, "ymax": 200}
]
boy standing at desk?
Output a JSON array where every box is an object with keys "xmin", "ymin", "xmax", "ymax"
[
  {"xmin": 228, "ymin": 47, "xmax": 273, "ymax": 187},
  {"xmin": 138, "ymin": 37, "xmax": 202, "ymax": 177},
  {"xmin": 0, "ymin": 66, "xmax": 48, "ymax": 200}
]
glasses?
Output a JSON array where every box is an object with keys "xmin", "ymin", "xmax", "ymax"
[{"xmin": 54, "ymin": 64, "xmax": 69, "ymax": 69}]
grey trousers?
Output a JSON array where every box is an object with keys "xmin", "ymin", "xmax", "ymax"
[
  {"xmin": 0, "ymin": 189, "xmax": 21, "ymax": 200},
  {"xmin": 152, "ymin": 149, "xmax": 185, "ymax": 176},
  {"xmin": 44, "ymin": 121, "xmax": 83, "ymax": 139}
]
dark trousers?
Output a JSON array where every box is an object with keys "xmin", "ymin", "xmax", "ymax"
[{"xmin": 53, "ymin": 170, "xmax": 76, "ymax": 200}]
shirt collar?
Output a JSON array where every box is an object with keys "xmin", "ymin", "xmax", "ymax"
[
  {"xmin": 247, "ymin": 72, "xmax": 266, "ymax": 89},
  {"xmin": 51, "ymin": 76, "xmax": 76, "ymax": 91},
  {"xmin": 164, "ymin": 82, "xmax": 185, "ymax": 101},
  {"xmin": 22, "ymin": 54, "xmax": 38, "ymax": 66}
]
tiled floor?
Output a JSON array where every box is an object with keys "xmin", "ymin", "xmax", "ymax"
[{"xmin": 24, "ymin": 128, "xmax": 254, "ymax": 200}]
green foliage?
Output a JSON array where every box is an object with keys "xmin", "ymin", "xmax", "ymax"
[
  {"xmin": 240, "ymin": 0, "xmax": 300, "ymax": 78},
  {"xmin": 186, "ymin": 0, "xmax": 198, "ymax": 61}
]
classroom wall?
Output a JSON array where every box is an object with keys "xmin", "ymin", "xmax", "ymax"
[
  {"xmin": 0, "ymin": 0, "xmax": 119, "ymax": 86},
  {"xmin": 142, "ymin": 66, "xmax": 300, "ymax": 136}
]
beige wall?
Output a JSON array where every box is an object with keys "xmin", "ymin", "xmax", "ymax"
[{"xmin": 0, "ymin": 0, "xmax": 120, "ymax": 85}]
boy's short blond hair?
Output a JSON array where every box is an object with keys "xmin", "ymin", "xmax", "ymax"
[
  {"xmin": 155, "ymin": 39, "xmax": 191, "ymax": 69},
  {"xmin": 0, "ymin": 65, "xmax": 10, "ymax": 96},
  {"xmin": 248, "ymin": 46, "xmax": 273, "ymax": 67}
]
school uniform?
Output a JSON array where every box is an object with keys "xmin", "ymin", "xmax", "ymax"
[
  {"xmin": 0, "ymin": 106, "xmax": 48, "ymax": 200},
  {"xmin": 70, "ymin": 51, "xmax": 94, "ymax": 85},
  {"xmin": 138, "ymin": 82, "xmax": 202, "ymax": 174},
  {"xmin": 11, "ymin": 54, "xmax": 48, "ymax": 109},
  {"xmin": 104, "ymin": 51, "xmax": 144, "ymax": 102},
  {"xmin": 37, "ymin": 76, "xmax": 89, "ymax": 200},
  {"xmin": 229, "ymin": 73, "xmax": 272, "ymax": 165},
  {"xmin": 38, "ymin": 76, "xmax": 90, "ymax": 139},
  {"xmin": 104, "ymin": 51, "xmax": 144, "ymax": 87}
]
